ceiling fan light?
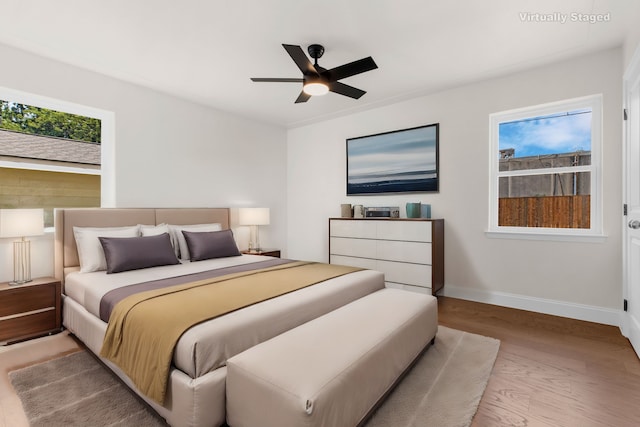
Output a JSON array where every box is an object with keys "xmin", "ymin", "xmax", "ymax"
[{"xmin": 303, "ymin": 82, "xmax": 329, "ymax": 96}]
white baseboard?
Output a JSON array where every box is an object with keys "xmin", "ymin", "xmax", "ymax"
[{"xmin": 442, "ymin": 284, "xmax": 622, "ymax": 327}]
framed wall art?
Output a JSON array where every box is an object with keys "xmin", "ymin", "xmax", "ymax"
[{"xmin": 346, "ymin": 123, "xmax": 439, "ymax": 195}]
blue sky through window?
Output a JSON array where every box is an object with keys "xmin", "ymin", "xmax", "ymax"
[{"xmin": 499, "ymin": 109, "xmax": 591, "ymax": 158}]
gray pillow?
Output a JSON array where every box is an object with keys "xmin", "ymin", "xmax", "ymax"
[
  {"xmin": 182, "ymin": 229, "xmax": 241, "ymax": 261},
  {"xmin": 99, "ymin": 233, "xmax": 180, "ymax": 274}
]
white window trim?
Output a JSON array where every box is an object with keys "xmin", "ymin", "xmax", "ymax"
[
  {"xmin": 0, "ymin": 86, "xmax": 115, "ymax": 206},
  {"xmin": 0, "ymin": 159, "xmax": 100, "ymax": 175},
  {"xmin": 486, "ymin": 94, "xmax": 605, "ymax": 242}
]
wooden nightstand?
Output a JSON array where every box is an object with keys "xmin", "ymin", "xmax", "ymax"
[
  {"xmin": 0, "ymin": 277, "xmax": 62, "ymax": 345},
  {"xmin": 242, "ymin": 249, "xmax": 281, "ymax": 258}
]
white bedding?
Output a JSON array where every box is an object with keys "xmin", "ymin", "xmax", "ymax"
[
  {"xmin": 65, "ymin": 254, "xmax": 268, "ymax": 315},
  {"xmin": 63, "ymin": 254, "xmax": 385, "ymax": 378}
]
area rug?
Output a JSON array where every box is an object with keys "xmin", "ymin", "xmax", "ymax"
[
  {"xmin": 9, "ymin": 326, "xmax": 499, "ymax": 427},
  {"xmin": 8, "ymin": 350, "xmax": 166, "ymax": 427},
  {"xmin": 364, "ymin": 326, "xmax": 500, "ymax": 427}
]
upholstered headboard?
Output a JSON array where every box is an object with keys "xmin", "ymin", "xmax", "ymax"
[{"xmin": 54, "ymin": 208, "xmax": 230, "ymax": 284}]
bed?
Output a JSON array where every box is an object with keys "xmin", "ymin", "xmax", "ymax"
[{"xmin": 54, "ymin": 208, "xmax": 385, "ymax": 427}]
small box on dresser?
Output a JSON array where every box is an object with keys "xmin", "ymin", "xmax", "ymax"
[
  {"xmin": 329, "ymin": 218, "xmax": 444, "ymax": 296},
  {"xmin": 0, "ymin": 277, "xmax": 62, "ymax": 345}
]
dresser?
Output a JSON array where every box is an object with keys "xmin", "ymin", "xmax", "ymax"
[
  {"xmin": 329, "ymin": 218, "xmax": 444, "ymax": 295},
  {"xmin": 0, "ymin": 277, "xmax": 62, "ymax": 345}
]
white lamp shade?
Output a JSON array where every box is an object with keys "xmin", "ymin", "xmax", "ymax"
[
  {"xmin": 0, "ymin": 209, "xmax": 45, "ymax": 238},
  {"xmin": 238, "ymin": 208, "xmax": 270, "ymax": 226}
]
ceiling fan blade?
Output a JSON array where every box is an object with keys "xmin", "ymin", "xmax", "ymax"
[
  {"xmin": 250, "ymin": 78, "xmax": 303, "ymax": 83},
  {"xmin": 328, "ymin": 81, "xmax": 366, "ymax": 99},
  {"xmin": 322, "ymin": 57, "xmax": 378, "ymax": 82},
  {"xmin": 283, "ymin": 44, "xmax": 318, "ymax": 76},
  {"xmin": 295, "ymin": 91, "xmax": 311, "ymax": 103}
]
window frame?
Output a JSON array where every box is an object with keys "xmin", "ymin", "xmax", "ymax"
[
  {"xmin": 487, "ymin": 94, "xmax": 605, "ymax": 242},
  {"xmin": 0, "ymin": 86, "xmax": 115, "ymax": 207}
]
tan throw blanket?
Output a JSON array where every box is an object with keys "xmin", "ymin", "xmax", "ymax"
[{"xmin": 100, "ymin": 261, "xmax": 363, "ymax": 404}]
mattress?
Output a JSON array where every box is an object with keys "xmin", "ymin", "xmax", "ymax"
[{"xmin": 63, "ymin": 254, "xmax": 385, "ymax": 378}]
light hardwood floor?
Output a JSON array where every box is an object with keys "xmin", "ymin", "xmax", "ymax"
[
  {"xmin": 1, "ymin": 297, "xmax": 639, "ymax": 427},
  {"xmin": 439, "ymin": 297, "xmax": 640, "ymax": 427}
]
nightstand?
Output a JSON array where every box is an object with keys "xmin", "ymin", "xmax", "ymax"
[
  {"xmin": 242, "ymin": 249, "xmax": 281, "ymax": 258},
  {"xmin": 0, "ymin": 277, "xmax": 62, "ymax": 345}
]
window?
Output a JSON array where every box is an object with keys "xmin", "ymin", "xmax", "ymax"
[
  {"xmin": 488, "ymin": 95, "xmax": 603, "ymax": 240},
  {"xmin": 0, "ymin": 87, "xmax": 115, "ymax": 227}
]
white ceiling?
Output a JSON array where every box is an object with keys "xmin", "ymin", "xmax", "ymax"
[{"xmin": 0, "ymin": 0, "xmax": 637, "ymax": 128}]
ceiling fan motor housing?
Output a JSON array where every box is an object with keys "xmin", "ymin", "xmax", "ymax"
[
  {"xmin": 308, "ymin": 44, "xmax": 325, "ymax": 61},
  {"xmin": 304, "ymin": 74, "xmax": 327, "ymax": 85}
]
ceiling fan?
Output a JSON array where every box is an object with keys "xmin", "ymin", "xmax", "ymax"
[{"xmin": 251, "ymin": 44, "xmax": 378, "ymax": 103}]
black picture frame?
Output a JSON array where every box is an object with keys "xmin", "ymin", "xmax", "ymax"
[{"xmin": 346, "ymin": 123, "xmax": 439, "ymax": 195}]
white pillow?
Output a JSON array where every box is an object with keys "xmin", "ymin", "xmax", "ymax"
[
  {"xmin": 169, "ymin": 223, "xmax": 222, "ymax": 260},
  {"xmin": 140, "ymin": 223, "xmax": 170, "ymax": 237},
  {"xmin": 73, "ymin": 225, "xmax": 141, "ymax": 273},
  {"xmin": 139, "ymin": 223, "xmax": 175, "ymax": 254}
]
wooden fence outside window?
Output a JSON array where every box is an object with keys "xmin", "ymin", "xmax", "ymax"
[{"xmin": 498, "ymin": 195, "xmax": 590, "ymax": 229}]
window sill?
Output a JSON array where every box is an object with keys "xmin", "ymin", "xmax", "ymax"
[{"xmin": 485, "ymin": 230, "xmax": 607, "ymax": 243}]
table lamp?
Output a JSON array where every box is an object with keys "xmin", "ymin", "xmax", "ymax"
[
  {"xmin": 238, "ymin": 208, "xmax": 270, "ymax": 252},
  {"xmin": 0, "ymin": 209, "xmax": 44, "ymax": 285}
]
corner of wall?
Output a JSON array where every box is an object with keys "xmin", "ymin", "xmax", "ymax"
[{"xmin": 624, "ymin": 27, "xmax": 640, "ymax": 70}]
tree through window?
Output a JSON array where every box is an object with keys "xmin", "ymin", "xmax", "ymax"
[{"xmin": 1, "ymin": 101, "xmax": 101, "ymax": 143}]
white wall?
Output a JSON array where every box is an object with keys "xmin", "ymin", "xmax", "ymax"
[
  {"xmin": 0, "ymin": 42, "xmax": 287, "ymax": 282},
  {"xmin": 287, "ymin": 47, "xmax": 623, "ymax": 325},
  {"xmin": 624, "ymin": 25, "xmax": 640, "ymax": 69}
]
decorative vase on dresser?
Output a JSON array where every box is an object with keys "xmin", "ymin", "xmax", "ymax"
[{"xmin": 328, "ymin": 218, "xmax": 444, "ymax": 296}]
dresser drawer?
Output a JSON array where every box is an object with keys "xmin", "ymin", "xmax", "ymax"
[
  {"xmin": 0, "ymin": 284, "xmax": 55, "ymax": 317},
  {"xmin": 376, "ymin": 240, "xmax": 432, "ymax": 264},
  {"xmin": 329, "ymin": 237, "xmax": 377, "ymax": 259},
  {"xmin": 329, "ymin": 255, "xmax": 378, "ymax": 270},
  {"xmin": 330, "ymin": 255, "xmax": 432, "ymax": 288},
  {"xmin": 376, "ymin": 220, "xmax": 432, "ymax": 242},
  {"xmin": 0, "ymin": 310, "xmax": 57, "ymax": 342},
  {"xmin": 377, "ymin": 259, "xmax": 432, "ymax": 287},
  {"xmin": 329, "ymin": 220, "xmax": 377, "ymax": 238},
  {"xmin": 385, "ymin": 282, "xmax": 432, "ymax": 295}
]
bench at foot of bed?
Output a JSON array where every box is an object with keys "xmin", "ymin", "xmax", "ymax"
[{"xmin": 225, "ymin": 288, "xmax": 438, "ymax": 427}]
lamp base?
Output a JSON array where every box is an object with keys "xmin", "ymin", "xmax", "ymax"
[
  {"xmin": 12, "ymin": 239, "xmax": 32, "ymax": 285},
  {"xmin": 8, "ymin": 279, "xmax": 32, "ymax": 286},
  {"xmin": 248, "ymin": 225, "xmax": 263, "ymax": 254}
]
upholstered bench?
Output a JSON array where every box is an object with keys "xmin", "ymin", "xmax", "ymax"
[{"xmin": 226, "ymin": 288, "xmax": 438, "ymax": 427}]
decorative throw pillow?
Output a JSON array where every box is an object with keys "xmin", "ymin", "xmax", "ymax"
[
  {"xmin": 99, "ymin": 233, "xmax": 180, "ymax": 274},
  {"xmin": 182, "ymin": 229, "xmax": 241, "ymax": 261},
  {"xmin": 73, "ymin": 225, "xmax": 140, "ymax": 273},
  {"xmin": 169, "ymin": 223, "xmax": 222, "ymax": 260}
]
